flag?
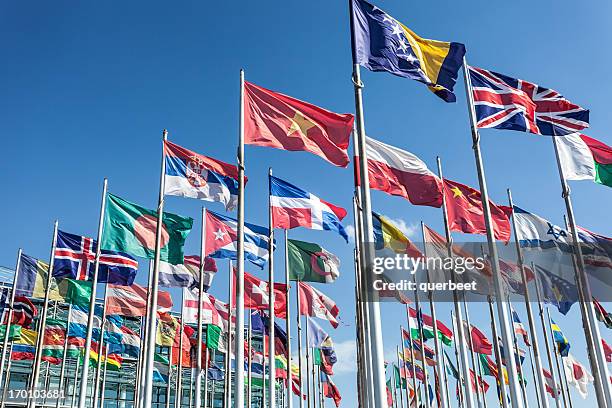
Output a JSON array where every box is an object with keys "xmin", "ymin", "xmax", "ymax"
[
  {"xmin": 204, "ymin": 210, "xmax": 270, "ymax": 269},
  {"xmin": 89, "ymin": 341, "xmax": 122, "ymax": 370},
  {"xmin": 307, "ymin": 317, "xmax": 337, "ymax": 375},
  {"xmin": 260, "ymin": 311, "xmax": 289, "ymax": 357},
  {"xmin": 238, "ymin": 271, "xmax": 287, "ymax": 319},
  {"xmin": 469, "ymin": 369, "xmax": 489, "ymax": 393},
  {"xmin": 444, "ymin": 179, "xmax": 511, "ymax": 242},
  {"xmin": 512, "ymin": 206, "xmax": 571, "ymax": 250},
  {"xmin": 563, "ymin": 353, "xmax": 594, "ymax": 399},
  {"xmin": 298, "ymin": 282, "xmax": 339, "ymax": 328},
  {"xmin": 479, "ymin": 354, "xmax": 508, "ymax": 384},
  {"xmin": 359, "ymin": 136, "xmax": 443, "ymax": 207},
  {"xmin": 53, "ymin": 230, "xmax": 138, "ymax": 285},
  {"xmin": 510, "ymin": 308, "xmax": 530, "ymax": 346},
  {"xmin": 244, "ymin": 81, "xmax": 354, "ymax": 167},
  {"xmin": 156, "ymin": 312, "xmax": 179, "ymax": 347},
  {"xmin": 468, "ymin": 65, "xmax": 589, "ymax": 136},
  {"xmin": 183, "ymin": 290, "xmax": 230, "ymax": 330},
  {"xmin": 550, "ymin": 319, "xmax": 570, "ymax": 357},
  {"xmin": 0, "ymin": 287, "xmax": 9, "ymax": 318},
  {"xmin": 287, "ymin": 239, "xmax": 340, "ymax": 283},
  {"xmin": 151, "ymin": 353, "xmax": 170, "ymax": 383},
  {"xmin": 206, "ymin": 324, "xmax": 222, "ymax": 351},
  {"xmin": 464, "ymin": 322, "xmax": 493, "ymax": 355},
  {"xmin": 159, "ymin": 255, "xmax": 217, "ymax": 291},
  {"xmin": 320, "ymin": 372, "xmax": 342, "ymax": 407},
  {"xmin": 93, "ymin": 315, "xmax": 124, "ymax": 346},
  {"xmin": 270, "ymin": 175, "xmax": 348, "ymax": 241},
  {"xmin": 163, "ymin": 140, "xmax": 241, "ymax": 210},
  {"xmin": 15, "ymin": 253, "xmax": 64, "ymax": 302},
  {"xmin": 119, "ymin": 325, "xmax": 140, "ymax": 358},
  {"xmin": 409, "ymin": 338, "xmax": 437, "ymax": 366},
  {"xmin": 557, "ymin": 134, "xmax": 612, "ymax": 187},
  {"xmin": 408, "ymin": 307, "xmax": 453, "ymax": 346},
  {"xmin": 542, "ymin": 368, "xmax": 560, "ymax": 397},
  {"xmin": 9, "ymin": 296, "xmax": 37, "ymax": 327},
  {"xmin": 372, "ymin": 212, "xmax": 422, "ymax": 258},
  {"xmin": 535, "ymin": 264, "xmax": 577, "ymax": 315},
  {"xmin": 11, "ymin": 344, "xmax": 35, "ymax": 361},
  {"xmin": 101, "ymin": 193, "xmax": 193, "ymax": 265},
  {"xmin": 350, "ymin": 0, "xmax": 465, "ymax": 102},
  {"xmin": 0, "ymin": 325, "xmax": 21, "ymax": 342},
  {"xmin": 105, "ymin": 283, "xmax": 173, "ymax": 317},
  {"xmin": 42, "ymin": 318, "xmax": 67, "ymax": 365},
  {"xmin": 68, "ymin": 305, "xmax": 101, "ymax": 346},
  {"xmin": 602, "ymin": 339, "xmax": 612, "ymax": 363}
]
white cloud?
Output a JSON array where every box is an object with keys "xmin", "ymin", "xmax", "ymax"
[
  {"xmin": 333, "ymin": 339, "xmax": 358, "ymax": 375},
  {"xmin": 386, "ymin": 217, "xmax": 419, "ymax": 239},
  {"xmin": 345, "ymin": 224, "xmax": 356, "ymax": 243}
]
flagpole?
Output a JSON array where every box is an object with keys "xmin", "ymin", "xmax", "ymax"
[
  {"xmin": 436, "ymin": 156, "xmax": 477, "ymax": 408},
  {"xmin": 176, "ymin": 288, "xmax": 185, "ymax": 408},
  {"xmin": 532, "ymin": 263, "xmax": 563, "ymax": 408},
  {"xmin": 28, "ymin": 219, "xmax": 59, "ymax": 407},
  {"xmin": 352, "ymin": 246, "xmax": 368, "ymax": 408},
  {"xmin": 450, "ymin": 311, "xmax": 465, "ymax": 407},
  {"xmin": 545, "ymin": 309, "xmax": 570, "ymax": 408},
  {"xmin": 507, "ymin": 189, "xmax": 550, "ymax": 408},
  {"xmin": 310, "ymin": 347, "xmax": 316, "ymax": 408},
  {"xmin": 136, "ymin": 263, "xmax": 153, "ymax": 408},
  {"xmin": 100, "ymin": 341, "xmax": 109, "ymax": 408},
  {"xmin": 195, "ymin": 207, "xmax": 207, "ymax": 408},
  {"xmin": 0, "ymin": 342, "xmax": 12, "ymax": 408},
  {"xmin": 263, "ymin": 325, "xmax": 268, "ymax": 408},
  {"xmin": 527, "ymin": 341, "xmax": 542, "ymax": 408},
  {"xmin": 202, "ymin": 346, "xmax": 209, "ymax": 408},
  {"xmin": 396, "ymin": 345, "xmax": 406, "ymax": 408},
  {"xmin": 70, "ymin": 352, "xmax": 80, "ymax": 408},
  {"xmin": 0, "ymin": 248, "xmax": 21, "ymax": 387},
  {"xmin": 550, "ymin": 136, "xmax": 611, "ymax": 406},
  {"xmin": 487, "ymin": 296, "xmax": 508, "ymax": 408},
  {"xmin": 247, "ymin": 310, "xmax": 253, "ymax": 408},
  {"xmin": 304, "ymin": 316, "xmax": 312, "ymax": 408},
  {"xmin": 283, "ymin": 229, "xmax": 293, "ymax": 408},
  {"xmin": 93, "ymin": 282, "xmax": 110, "ymax": 408},
  {"xmin": 462, "ymin": 61, "xmax": 524, "ymax": 408},
  {"xmin": 225, "ymin": 260, "xmax": 234, "ymax": 408},
  {"xmin": 55, "ymin": 303, "xmax": 73, "ymax": 408},
  {"xmin": 268, "ymin": 167, "xmax": 277, "ymax": 408},
  {"xmin": 296, "ymin": 284, "xmax": 305, "ymax": 408},
  {"xmin": 462, "ymin": 301, "xmax": 483, "ymax": 408},
  {"xmin": 507, "ymin": 302, "xmax": 529, "ymax": 408},
  {"xmin": 410, "ymin": 276, "xmax": 431, "ymax": 408},
  {"xmin": 400, "ymin": 324, "xmax": 417, "ymax": 404}
]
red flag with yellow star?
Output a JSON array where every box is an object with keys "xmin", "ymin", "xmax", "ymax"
[
  {"xmin": 443, "ymin": 179, "xmax": 511, "ymax": 242},
  {"xmin": 244, "ymin": 81, "xmax": 354, "ymax": 167}
]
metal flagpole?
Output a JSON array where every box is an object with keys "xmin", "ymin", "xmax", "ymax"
[
  {"xmin": 234, "ymin": 67, "xmax": 247, "ymax": 408},
  {"xmin": 487, "ymin": 296, "xmax": 508, "ymax": 408},
  {"xmin": 283, "ymin": 230, "xmax": 293, "ymax": 408},
  {"xmin": 410, "ymin": 276, "xmax": 431, "ymax": 408},
  {"xmin": 391, "ymin": 364, "xmax": 398, "ymax": 408},
  {"xmin": 527, "ymin": 342, "xmax": 542, "ymax": 408},
  {"xmin": 532, "ymin": 264, "xmax": 563, "ymax": 408},
  {"xmin": 0, "ymin": 344, "xmax": 13, "ymax": 408},
  {"xmin": 56, "ymin": 303, "xmax": 73, "ymax": 408},
  {"xmin": 507, "ymin": 302, "xmax": 529, "ymax": 408},
  {"xmin": 296, "ymin": 284, "xmax": 305, "ymax": 408},
  {"xmin": 419, "ymin": 222, "xmax": 449, "ymax": 408},
  {"xmin": 396, "ymin": 345, "xmax": 406, "ymax": 408},
  {"xmin": 99, "ymin": 341, "xmax": 109, "ymax": 408},
  {"xmin": 196, "ymin": 208, "xmax": 207, "ymax": 408},
  {"xmin": 136, "ymin": 263, "xmax": 153, "ymax": 408},
  {"xmin": 176, "ymin": 288, "xmax": 185, "ymax": 408},
  {"xmin": 247, "ymin": 311, "xmax": 253, "ymax": 408},
  {"xmin": 450, "ymin": 311, "xmax": 465, "ymax": 407},
  {"xmin": 141, "ymin": 129, "xmax": 169, "ymax": 408},
  {"xmin": 347, "ymin": 2, "xmax": 389, "ymax": 405},
  {"xmin": 400, "ymin": 324, "xmax": 417, "ymax": 405},
  {"xmin": 166, "ymin": 346, "xmax": 174, "ymax": 408},
  {"xmin": 546, "ymin": 309, "xmax": 570, "ymax": 408},
  {"xmin": 436, "ymin": 156, "xmax": 477, "ymax": 408},
  {"xmin": 28, "ymin": 219, "xmax": 59, "ymax": 408},
  {"xmin": 268, "ymin": 167, "xmax": 277, "ymax": 408},
  {"xmin": 462, "ymin": 61, "xmax": 524, "ymax": 408},
  {"xmin": 263, "ymin": 330, "xmax": 267, "ymax": 408},
  {"xmin": 550, "ymin": 136, "xmax": 612, "ymax": 406},
  {"xmin": 0, "ymin": 249, "xmax": 21, "ymax": 386},
  {"xmin": 70, "ymin": 353, "xmax": 80, "ymax": 408},
  {"xmin": 304, "ymin": 317, "xmax": 312, "ymax": 408},
  {"xmin": 225, "ymin": 260, "xmax": 234, "ymax": 408},
  {"xmin": 553, "ymin": 336, "xmax": 574, "ymax": 408},
  {"xmin": 76, "ymin": 177, "xmax": 108, "ymax": 408},
  {"xmin": 203, "ymin": 346, "xmax": 209, "ymax": 408},
  {"xmin": 507, "ymin": 189, "xmax": 550, "ymax": 408},
  {"xmin": 93, "ymin": 282, "xmax": 110, "ymax": 408},
  {"xmin": 462, "ymin": 301, "xmax": 483, "ymax": 408},
  {"xmin": 310, "ymin": 347, "xmax": 316, "ymax": 408},
  {"xmin": 188, "ymin": 364, "xmax": 193, "ymax": 408}
]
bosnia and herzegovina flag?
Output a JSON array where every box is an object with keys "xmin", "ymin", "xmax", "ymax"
[{"xmin": 351, "ymin": 0, "xmax": 465, "ymax": 102}]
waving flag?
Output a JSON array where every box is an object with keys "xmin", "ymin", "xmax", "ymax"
[
  {"xmin": 358, "ymin": 137, "xmax": 443, "ymax": 207},
  {"xmin": 550, "ymin": 319, "xmax": 570, "ymax": 357},
  {"xmin": 321, "ymin": 372, "xmax": 342, "ymax": 407},
  {"xmin": 593, "ymin": 298, "xmax": 612, "ymax": 329},
  {"xmin": 244, "ymin": 81, "xmax": 354, "ymax": 167},
  {"xmin": 463, "ymin": 322, "xmax": 493, "ymax": 355},
  {"xmin": 235, "ymin": 271, "xmax": 287, "ymax": 319},
  {"xmin": 68, "ymin": 305, "xmax": 101, "ymax": 347},
  {"xmin": 204, "ymin": 210, "xmax": 270, "ymax": 269},
  {"xmin": 510, "ymin": 308, "xmax": 530, "ymax": 346},
  {"xmin": 10, "ymin": 296, "xmax": 37, "ymax": 327},
  {"xmin": 105, "ymin": 283, "xmax": 172, "ymax": 317},
  {"xmin": 159, "ymin": 255, "xmax": 217, "ymax": 291},
  {"xmin": 563, "ymin": 354, "xmax": 594, "ymax": 399},
  {"xmin": 468, "ymin": 65, "xmax": 589, "ymax": 136},
  {"xmin": 534, "ymin": 264, "xmax": 578, "ymax": 315},
  {"xmin": 351, "ymin": 0, "xmax": 465, "ymax": 102},
  {"xmin": 287, "ymin": 239, "xmax": 340, "ymax": 283},
  {"xmin": 16, "ymin": 253, "xmax": 64, "ymax": 302},
  {"xmin": 372, "ymin": 212, "xmax": 422, "ymax": 258},
  {"xmin": 557, "ymin": 134, "xmax": 612, "ymax": 188},
  {"xmin": 163, "ymin": 140, "xmax": 241, "ymax": 210},
  {"xmin": 307, "ymin": 317, "xmax": 337, "ymax": 375},
  {"xmin": 542, "ymin": 368, "xmax": 560, "ymax": 397},
  {"xmin": 512, "ymin": 206, "xmax": 571, "ymax": 251},
  {"xmin": 54, "ymin": 230, "xmax": 138, "ymax": 285},
  {"xmin": 120, "ymin": 325, "xmax": 140, "ymax": 358},
  {"xmin": 408, "ymin": 307, "xmax": 453, "ymax": 346},
  {"xmin": 42, "ymin": 319, "xmax": 67, "ymax": 364},
  {"xmin": 270, "ymin": 175, "xmax": 348, "ymax": 241},
  {"xmin": 183, "ymin": 290, "xmax": 230, "ymax": 330},
  {"xmin": 298, "ymin": 282, "xmax": 339, "ymax": 328}
]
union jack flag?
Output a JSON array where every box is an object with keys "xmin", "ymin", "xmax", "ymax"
[
  {"xmin": 53, "ymin": 230, "xmax": 138, "ymax": 285},
  {"xmin": 468, "ymin": 66, "xmax": 589, "ymax": 136}
]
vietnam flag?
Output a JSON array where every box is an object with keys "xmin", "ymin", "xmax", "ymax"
[
  {"xmin": 443, "ymin": 179, "xmax": 511, "ymax": 242},
  {"xmin": 244, "ymin": 81, "xmax": 354, "ymax": 167}
]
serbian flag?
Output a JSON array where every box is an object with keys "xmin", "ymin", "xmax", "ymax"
[
  {"xmin": 320, "ymin": 372, "xmax": 342, "ymax": 407},
  {"xmin": 105, "ymin": 283, "xmax": 173, "ymax": 317},
  {"xmin": 357, "ymin": 136, "xmax": 443, "ymax": 207},
  {"xmin": 298, "ymin": 282, "xmax": 339, "ymax": 328},
  {"xmin": 443, "ymin": 179, "xmax": 511, "ymax": 242},
  {"xmin": 234, "ymin": 271, "xmax": 287, "ymax": 319},
  {"xmin": 244, "ymin": 81, "xmax": 354, "ymax": 167},
  {"xmin": 270, "ymin": 175, "xmax": 348, "ymax": 241}
]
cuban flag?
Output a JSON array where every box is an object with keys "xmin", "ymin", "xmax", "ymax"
[
  {"xmin": 163, "ymin": 141, "xmax": 242, "ymax": 211},
  {"xmin": 269, "ymin": 175, "xmax": 348, "ymax": 242},
  {"xmin": 512, "ymin": 206, "xmax": 571, "ymax": 251},
  {"xmin": 53, "ymin": 230, "xmax": 138, "ymax": 285},
  {"xmin": 204, "ymin": 210, "xmax": 270, "ymax": 269}
]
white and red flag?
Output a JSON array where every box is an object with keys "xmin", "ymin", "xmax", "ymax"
[
  {"xmin": 233, "ymin": 271, "xmax": 287, "ymax": 319},
  {"xmin": 298, "ymin": 282, "xmax": 339, "ymax": 328},
  {"xmin": 357, "ymin": 136, "xmax": 443, "ymax": 207},
  {"xmin": 542, "ymin": 368, "xmax": 560, "ymax": 398},
  {"xmin": 105, "ymin": 283, "xmax": 172, "ymax": 317},
  {"xmin": 183, "ymin": 289, "xmax": 231, "ymax": 330},
  {"xmin": 563, "ymin": 353, "xmax": 594, "ymax": 399}
]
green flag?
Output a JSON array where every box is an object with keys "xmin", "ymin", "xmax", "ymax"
[
  {"xmin": 63, "ymin": 279, "xmax": 92, "ymax": 308},
  {"xmin": 101, "ymin": 193, "xmax": 193, "ymax": 265},
  {"xmin": 206, "ymin": 324, "xmax": 222, "ymax": 351},
  {"xmin": 312, "ymin": 348, "xmax": 322, "ymax": 365},
  {"xmin": 0, "ymin": 325, "xmax": 22, "ymax": 341},
  {"xmin": 287, "ymin": 239, "xmax": 340, "ymax": 283},
  {"xmin": 393, "ymin": 364, "xmax": 408, "ymax": 389}
]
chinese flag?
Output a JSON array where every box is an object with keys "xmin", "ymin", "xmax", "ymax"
[
  {"xmin": 443, "ymin": 179, "xmax": 511, "ymax": 242},
  {"xmin": 244, "ymin": 81, "xmax": 354, "ymax": 167}
]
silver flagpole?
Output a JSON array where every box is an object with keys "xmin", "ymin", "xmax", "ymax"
[
  {"xmin": 234, "ymin": 67, "xmax": 247, "ymax": 408},
  {"xmin": 0, "ymin": 342, "xmax": 13, "ymax": 408},
  {"xmin": 532, "ymin": 264, "xmax": 563, "ymax": 408},
  {"xmin": 166, "ymin": 345, "xmax": 174, "ymax": 408},
  {"xmin": 296, "ymin": 285, "xmax": 304, "ymax": 408},
  {"xmin": 436, "ymin": 156, "xmax": 477, "ymax": 408},
  {"xmin": 410, "ymin": 275, "xmax": 431, "ymax": 408},
  {"xmin": 70, "ymin": 352, "xmax": 80, "ymax": 408},
  {"xmin": 0, "ymin": 249, "xmax": 21, "ymax": 386},
  {"xmin": 76, "ymin": 177, "xmax": 108, "ymax": 408},
  {"xmin": 268, "ymin": 168, "xmax": 277, "ymax": 408},
  {"xmin": 99, "ymin": 341, "xmax": 109, "ymax": 408},
  {"xmin": 450, "ymin": 311, "xmax": 465, "ymax": 407},
  {"xmin": 419, "ymin": 222, "xmax": 449, "ymax": 408},
  {"xmin": 202, "ymin": 346, "xmax": 209, "ymax": 408},
  {"xmin": 247, "ymin": 311, "xmax": 253, "ymax": 408},
  {"xmin": 396, "ymin": 345, "xmax": 406, "ymax": 408},
  {"xmin": 527, "ymin": 340, "xmax": 542, "ymax": 408},
  {"xmin": 310, "ymin": 347, "xmax": 315, "ymax": 408},
  {"xmin": 225, "ymin": 260, "xmax": 234, "ymax": 408},
  {"xmin": 304, "ymin": 317, "xmax": 311, "ymax": 408},
  {"xmin": 176, "ymin": 288, "xmax": 185, "ymax": 408},
  {"xmin": 461, "ymin": 61, "xmax": 524, "ymax": 408},
  {"xmin": 347, "ymin": 2, "xmax": 388, "ymax": 405},
  {"xmin": 196, "ymin": 208, "xmax": 207, "ymax": 408},
  {"xmin": 28, "ymin": 219, "xmax": 59, "ymax": 408},
  {"xmin": 56, "ymin": 303, "xmax": 73, "ymax": 408},
  {"xmin": 283, "ymin": 230, "xmax": 293, "ymax": 408},
  {"xmin": 507, "ymin": 189, "xmax": 549, "ymax": 408},
  {"xmin": 400, "ymin": 324, "xmax": 417, "ymax": 404},
  {"xmin": 545, "ymin": 309, "xmax": 570, "ymax": 408},
  {"xmin": 487, "ymin": 296, "xmax": 508, "ymax": 408},
  {"xmin": 550, "ymin": 136, "xmax": 612, "ymax": 406},
  {"xmin": 142, "ymin": 129, "xmax": 169, "ymax": 408},
  {"xmin": 93, "ymin": 282, "xmax": 110, "ymax": 408},
  {"xmin": 136, "ymin": 263, "xmax": 153, "ymax": 408},
  {"xmin": 506, "ymin": 301, "xmax": 529, "ymax": 408},
  {"xmin": 462, "ymin": 301, "xmax": 483, "ymax": 408}
]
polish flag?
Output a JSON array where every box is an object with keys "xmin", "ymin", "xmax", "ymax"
[{"xmin": 356, "ymin": 136, "xmax": 443, "ymax": 207}]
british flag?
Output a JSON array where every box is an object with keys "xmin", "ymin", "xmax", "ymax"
[{"xmin": 468, "ymin": 66, "xmax": 589, "ymax": 136}]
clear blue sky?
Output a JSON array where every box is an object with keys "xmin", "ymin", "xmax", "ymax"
[{"xmin": 1, "ymin": 0, "xmax": 610, "ymax": 406}]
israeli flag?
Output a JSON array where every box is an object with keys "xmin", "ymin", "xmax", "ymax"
[{"xmin": 513, "ymin": 206, "xmax": 571, "ymax": 250}]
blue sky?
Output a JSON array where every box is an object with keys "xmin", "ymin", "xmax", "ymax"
[{"xmin": 1, "ymin": 0, "xmax": 611, "ymax": 406}]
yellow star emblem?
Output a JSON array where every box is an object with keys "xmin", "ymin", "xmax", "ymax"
[
  {"xmin": 287, "ymin": 112, "xmax": 316, "ymax": 136},
  {"xmin": 450, "ymin": 186, "xmax": 463, "ymax": 198}
]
